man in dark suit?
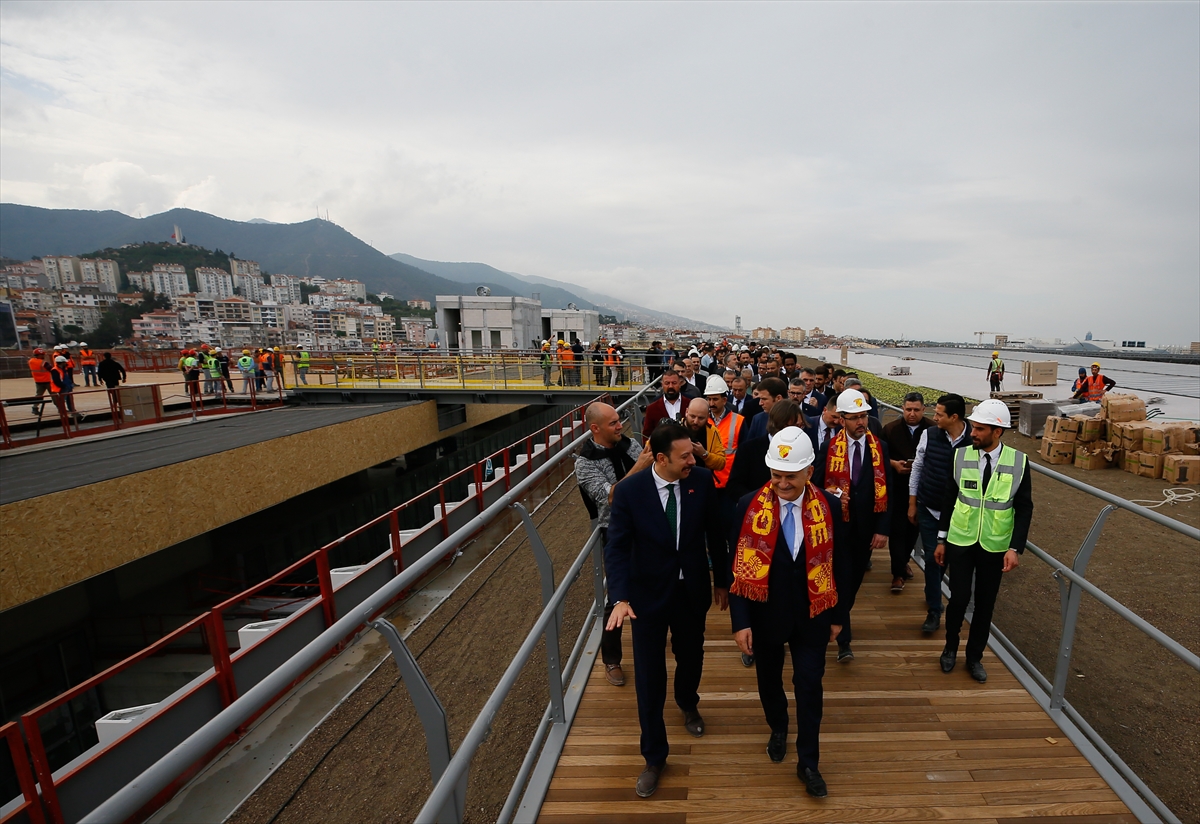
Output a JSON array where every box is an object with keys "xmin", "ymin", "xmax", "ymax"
[
  {"xmin": 744, "ymin": 377, "xmax": 788, "ymax": 441},
  {"xmin": 606, "ymin": 421, "xmax": 730, "ymax": 798},
  {"xmin": 881, "ymin": 392, "xmax": 932, "ymax": 593},
  {"xmin": 728, "ymin": 375, "xmax": 759, "ymax": 419},
  {"xmin": 811, "ymin": 389, "xmax": 891, "ymax": 663},
  {"xmin": 730, "ymin": 426, "xmax": 851, "ymax": 798}
]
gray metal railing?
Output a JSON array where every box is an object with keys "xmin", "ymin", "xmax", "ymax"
[
  {"xmin": 879, "ymin": 398, "xmax": 1198, "ymax": 824},
  {"xmin": 81, "ymin": 378, "xmax": 661, "ymax": 824}
]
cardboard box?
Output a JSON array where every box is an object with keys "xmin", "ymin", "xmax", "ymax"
[
  {"xmin": 1123, "ymin": 451, "xmax": 1142, "ymax": 474},
  {"xmin": 1074, "ymin": 444, "xmax": 1111, "ymax": 470},
  {"xmin": 1101, "ymin": 393, "xmax": 1146, "ymax": 423},
  {"xmin": 1138, "ymin": 451, "xmax": 1165, "ymax": 479},
  {"xmin": 1143, "ymin": 424, "xmax": 1187, "ymax": 455},
  {"xmin": 1041, "ymin": 438, "xmax": 1075, "ymax": 464},
  {"xmin": 1184, "ymin": 443, "xmax": 1200, "ymax": 456},
  {"xmin": 1044, "ymin": 417, "xmax": 1079, "ymax": 442},
  {"xmin": 1018, "ymin": 399, "xmax": 1059, "ymax": 438},
  {"xmin": 1163, "ymin": 454, "xmax": 1200, "ymax": 485},
  {"xmin": 1021, "ymin": 361, "xmax": 1059, "ymax": 387},
  {"xmin": 1114, "ymin": 421, "xmax": 1153, "ymax": 452},
  {"xmin": 1072, "ymin": 415, "xmax": 1106, "ymax": 443}
]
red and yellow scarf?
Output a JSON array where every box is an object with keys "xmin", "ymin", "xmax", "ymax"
[
  {"xmin": 824, "ymin": 430, "xmax": 888, "ymax": 521},
  {"xmin": 730, "ymin": 482, "xmax": 839, "ymax": 617}
]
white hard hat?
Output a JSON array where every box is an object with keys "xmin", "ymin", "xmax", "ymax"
[
  {"xmin": 967, "ymin": 398, "xmax": 1012, "ymax": 428},
  {"xmin": 80, "ymin": 342, "xmax": 88, "ymax": 347},
  {"xmin": 55, "ymin": 355, "xmax": 67, "ymax": 363},
  {"xmin": 688, "ymin": 348, "xmax": 700, "ymax": 357},
  {"xmin": 740, "ymin": 344, "xmax": 749, "ymax": 351},
  {"xmin": 835, "ymin": 388, "xmax": 869, "ymax": 414},
  {"xmin": 765, "ymin": 426, "xmax": 815, "ymax": 472},
  {"xmin": 703, "ymin": 375, "xmax": 729, "ymax": 396}
]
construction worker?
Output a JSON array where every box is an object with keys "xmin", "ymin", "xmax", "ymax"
[
  {"xmin": 79, "ymin": 342, "xmax": 98, "ymax": 387},
  {"xmin": 200, "ymin": 348, "xmax": 217, "ymax": 395},
  {"xmin": 261, "ymin": 348, "xmax": 277, "ymax": 392},
  {"xmin": 559, "ymin": 339, "xmax": 576, "ymax": 386},
  {"xmin": 986, "ymin": 351, "xmax": 1004, "ymax": 393},
  {"xmin": 28, "ymin": 348, "xmax": 52, "ymax": 414},
  {"xmin": 178, "ymin": 348, "xmax": 191, "ymax": 377},
  {"xmin": 216, "ymin": 347, "xmax": 233, "ymax": 392},
  {"xmin": 705, "ymin": 376, "xmax": 742, "ymax": 493},
  {"xmin": 1072, "ymin": 361, "xmax": 1116, "ymax": 402},
  {"xmin": 606, "ymin": 341, "xmax": 619, "ymax": 387},
  {"xmin": 296, "ymin": 347, "xmax": 311, "ymax": 384},
  {"xmin": 237, "ymin": 350, "xmax": 255, "ymax": 394},
  {"xmin": 272, "ymin": 347, "xmax": 284, "ymax": 389},
  {"xmin": 540, "ymin": 341, "xmax": 553, "ymax": 386},
  {"xmin": 934, "ymin": 399, "xmax": 1033, "ymax": 683},
  {"xmin": 184, "ymin": 350, "xmax": 202, "ymax": 402},
  {"xmin": 206, "ymin": 349, "xmax": 224, "ymax": 395},
  {"xmin": 50, "ymin": 354, "xmax": 81, "ymax": 419}
]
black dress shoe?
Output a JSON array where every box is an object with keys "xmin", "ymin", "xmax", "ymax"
[
  {"xmin": 683, "ymin": 709, "xmax": 705, "ymax": 737},
  {"xmin": 837, "ymin": 643, "xmax": 854, "ymax": 663},
  {"xmin": 636, "ymin": 763, "xmax": 663, "ymax": 798},
  {"xmin": 940, "ymin": 646, "xmax": 957, "ymax": 673},
  {"xmin": 740, "ymin": 652, "xmax": 755, "ymax": 667},
  {"xmin": 922, "ymin": 611, "xmax": 940, "ymax": 633},
  {"xmin": 767, "ymin": 731, "xmax": 787, "ymax": 763},
  {"xmin": 967, "ymin": 661, "xmax": 988, "ymax": 682},
  {"xmin": 799, "ymin": 766, "xmax": 828, "ymax": 798}
]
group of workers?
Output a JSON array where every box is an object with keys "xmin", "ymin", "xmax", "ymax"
[
  {"xmin": 541, "ymin": 338, "xmax": 628, "ymax": 387},
  {"xmin": 577, "ymin": 341, "xmax": 1047, "ymax": 801},
  {"xmin": 989, "ymin": 350, "xmax": 1118, "ymax": 402},
  {"xmin": 174, "ymin": 346, "xmax": 315, "ymax": 397},
  {"xmin": 25, "ymin": 342, "xmax": 127, "ymax": 420}
]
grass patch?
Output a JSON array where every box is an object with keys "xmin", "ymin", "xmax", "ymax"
[{"xmin": 852, "ymin": 371, "xmax": 979, "ymax": 408}]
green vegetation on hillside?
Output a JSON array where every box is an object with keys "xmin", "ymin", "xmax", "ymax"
[
  {"xmin": 369, "ymin": 294, "xmax": 436, "ymax": 327},
  {"xmin": 88, "ymin": 293, "xmax": 173, "ymax": 348},
  {"xmin": 81, "ymin": 243, "xmax": 240, "ymax": 291}
]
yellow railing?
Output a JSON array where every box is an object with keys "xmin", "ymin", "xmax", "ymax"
[{"xmin": 280, "ymin": 351, "xmax": 656, "ymax": 392}]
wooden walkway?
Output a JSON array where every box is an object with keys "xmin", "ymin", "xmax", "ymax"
[{"xmin": 540, "ymin": 549, "xmax": 1135, "ymax": 823}]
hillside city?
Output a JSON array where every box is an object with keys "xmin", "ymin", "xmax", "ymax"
[{"xmin": 0, "ymin": 243, "xmax": 843, "ymax": 353}]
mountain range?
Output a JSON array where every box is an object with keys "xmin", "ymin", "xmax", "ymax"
[{"xmin": 0, "ymin": 204, "xmax": 719, "ymax": 329}]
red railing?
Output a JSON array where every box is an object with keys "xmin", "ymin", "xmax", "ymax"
[
  {"xmin": 0, "ymin": 376, "xmax": 285, "ymax": 449},
  {"xmin": 1, "ymin": 722, "xmax": 44, "ymax": 824},
  {"xmin": 6, "ymin": 396, "xmax": 602, "ymax": 824}
]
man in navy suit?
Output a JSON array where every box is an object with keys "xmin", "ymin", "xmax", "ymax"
[
  {"xmin": 730, "ymin": 427, "xmax": 851, "ymax": 798},
  {"xmin": 606, "ymin": 421, "xmax": 730, "ymax": 798},
  {"xmin": 744, "ymin": 377, "xmax": 788, "ymax": 442},
  {"xmin": 811, "ymin": 389, "xmax": 891, "ymax": 663}
]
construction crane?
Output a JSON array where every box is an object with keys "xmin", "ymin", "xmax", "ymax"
[{"xmin": 974, "ymin": 331, "xmax": 1008, "ymax": 347}]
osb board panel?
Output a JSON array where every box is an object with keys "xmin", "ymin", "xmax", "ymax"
[{"xmin": 1, "ymin": 401, "xmax": 517, "ymax": 610}]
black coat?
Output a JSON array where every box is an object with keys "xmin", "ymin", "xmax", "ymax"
[
  {"xmin": 811, "ymin": 435, "xmax": 892, "ymax": 540},
  {"xmin": 728, "ymin": 488, "xmax": 852, "ymax": 645}
]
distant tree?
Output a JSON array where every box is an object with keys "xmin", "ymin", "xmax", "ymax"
[{"xmin": 599, "ymin": 314, "xmax": 619, "ymax": 324}]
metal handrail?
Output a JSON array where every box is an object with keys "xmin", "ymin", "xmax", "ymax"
[{"xmin": 78, "ymin": 378, "xmax": 662, "ymax": 824}]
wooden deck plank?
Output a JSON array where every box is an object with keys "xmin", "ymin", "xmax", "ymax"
[{"xmin": 538, "ymin": 548, "xmax": 1131, "ymax": 822}]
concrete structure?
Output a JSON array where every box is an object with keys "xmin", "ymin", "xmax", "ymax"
[
  {"xmin": 43, "ymin": 256, "xmax": 83, "ymax": 289},
  {"xmin": 270, "ymin": 274, "xmax": 302, "ymax": 304},
  {"xmin": 229, "ymin": 259, "xmax": 262, "ymax": 278},
  {"xmin": 78, "ymin": 258, "xmax": 121, "ymax": 292},
  {"xmin": 541, "ymin": 308, "xmax": 600, "ymax": 345},
  {"xmin": 151, "ymin": 265, "xmax": 190, "ymax": 299},
  {"xmin": 437, "ymin": 295, "xmax": 542, "ymax": 351},
  {"xmin": 53, "ymin": 305, "xmax": 102, "ymax": 334}
]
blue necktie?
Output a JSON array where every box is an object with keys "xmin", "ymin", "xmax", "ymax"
[{"xmin": 782, "ymin": 501, "xmax": 796, "ymax": 558}]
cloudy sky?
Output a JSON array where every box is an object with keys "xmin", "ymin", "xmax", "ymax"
[{"xmin": 2, "ymin": 2, "xmax": 1197, "ymax": 343}]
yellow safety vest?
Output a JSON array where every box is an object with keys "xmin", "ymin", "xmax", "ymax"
[{"xmin": 947, "ymin": 445, "xmax": 1026, "ymax": 552}]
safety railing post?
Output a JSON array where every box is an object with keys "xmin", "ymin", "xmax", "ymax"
[
  {"xmin": 316, "ymin": 549, "xmax": 337, "ymax": 629},
  {"xmin": 474, "ymin": 462, "xmax": 485, "ymax": 513},
  {"xmin": 22, "ymin": 715, "xmax": 63, "ymax": 824},
  {"xmin": 418, "ymin": 351, "xmax": 426, "ymax": 388},
  {"xmin": 373, "ymin": 351, "xmax": 382, "ymax": 389},
  {"xmin": 369, "ymin": 619, "xmax": 466, "ymax": 824},
  {"xmin": 512, "ymin": 503, "xmax": 565, "ymax": 724},
  {"xmin": 151, "ymin": 384, "xmax": 164, "ymax": 423},
  {"xmin": 2, "ymin": 723, "xmax": 45, "ymax": 824},
  {"xmin": 389, "ymin": 510, "xmax": 404, "ymax": 577},
  {"xmin": 207, "ymin": 610, "xmax": 238, "ymax": 708},
  {"xmin": 1049, "ymin": 505, "xmax": 1116, "ymax": 711},
  {"xmin": 0, "ymin": 403, "xmax": 12, "ymax": 448},
  {"xmin": 502, "ymin": 352, "xmax": 509, "ymax": 389},
  {"xmin": 438, "ymin": 485, "xmax": 450, "ymax": 539}
]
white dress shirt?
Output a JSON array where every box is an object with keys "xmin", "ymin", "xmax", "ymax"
[
  {"xmin": 651, "ymin": 467, "xmax": 685, "ymax": 580},
  {"xmin": 662, "ymin": 397, "xmax": 682, "ymax": 421},
  {"xmin": 910, "ymin": 423, "xmax": 970, "ymax": 520}
]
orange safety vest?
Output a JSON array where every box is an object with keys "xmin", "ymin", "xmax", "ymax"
[
  {"xmin": 605, "ymin": 347, "xmax": 617, "ymax": 366},
  {"xmin": 29, "ymin": 357, "xmax": 52, "ymax": 384},
  {"xmin": 560, "ymin": 347, "xmax": 574, "ymax": 364},
  {"xmin": 49, "ymin": 365, "xmax": 65, "ymax": 393},
  {"xmin": 80, "ymin": 348, "xmax": 97, "ymax": 366},
  {"xmin": 1083, "ymin": 374, "xmax": 1107, "ymax": 402},
  {"xmin": 710, "ymin": 411, "xmax": 743, "ymax": 489}
]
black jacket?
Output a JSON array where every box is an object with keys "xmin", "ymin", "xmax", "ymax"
[
  {"xmin": 811, "ymin": 435, "xmax": 892, "ymax": 539},
  {"xmin": 728, "ymin": 487, "xmax": 851, "ymax": 643}
]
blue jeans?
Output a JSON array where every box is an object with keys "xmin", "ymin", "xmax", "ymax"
[{"xmin": 916, "ymin": 506, "xmax": 945, "ymax": 616}]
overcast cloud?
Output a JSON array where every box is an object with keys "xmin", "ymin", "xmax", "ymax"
[{"xmin": 1, "ymin": 1, "xmax": 1197, "ymax": 342}]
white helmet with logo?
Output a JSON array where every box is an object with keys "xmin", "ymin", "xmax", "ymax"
[
  {"xmin": 703, "ymin": 375, "xmax": 729, "ymax": 396},
  {"xmin": 835, "ymin": 388, "xmax": 869, "ymax": 414},
  {"xmin": 967, "ymin": 398, "xmax": 1012, "ymax": 428},
  {"xmin": 765, "ymin": 426, "xmax": 815, "ymax": 472}
]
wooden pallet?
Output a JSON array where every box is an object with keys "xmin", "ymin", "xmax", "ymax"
[{"xmin": 540, "ymin": 549, "xmax": 1134, "ymax": 823}]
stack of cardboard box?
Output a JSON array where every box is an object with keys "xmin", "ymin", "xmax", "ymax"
[
  {"xmin": 1040, "ymin": 414, "xmax": 1115, "ymax": 469},
  {"xmin": 1121, "ymin": 421, "xmax": 1200, "ymax": 482},
  {"xmin": 1039, "ymin": 416, "xmax": 1078, "ymax": 465}
]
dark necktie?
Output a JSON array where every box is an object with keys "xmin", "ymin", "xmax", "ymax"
[
  {"xmin": 665, "ymin": 483, "xmax": 677, "ymax": 548},
  {"xmin": 851, "ymin": 441, "xmax": 862, "ymax": 485},
  {"xmin": 983, "ymin": 454, "xmax": 993, "ymax": 492}
]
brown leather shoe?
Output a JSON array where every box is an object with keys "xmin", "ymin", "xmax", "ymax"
[
  {"xmin": 891, "ymin": 576, "xmax": 905, "ymax": 593},
  {"xmin": 636, "ymin": 763, "xmax": 663, "ymax": 798},
  {"xmin": 683, "ymin": 709, "xmax": 704, "ymax": 737},
  {"xmin": 904, "ymin": 563, "xmax": 914, "ymax": 580},
  {"xmin": 604, "ymin": 664, "xmax": 625, "ymax": 686}
]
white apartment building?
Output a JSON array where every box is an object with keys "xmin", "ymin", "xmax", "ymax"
[
  {"xmin": 229, "ymin": 259, "xmax": 262, "ymax": 278},
  {"xmin": 407, "ymin": 299, "xmax": 432, "ymax": 311},
  {"xmin": 151, "ymin": 264, "xmax": 190, "ymax": 298},
  {"xmin": 255, "ymin": 302, "xmax": 283, "ymax": 328},
  {"xmin": 43, "ymin": 256, "xmax": 84, "ymax": 289},
  {"xmin": 233, "ymin": 273, "xmax": 266, "ymax": 301},
  {"xmin": 60, "ymin": 292, "xmax": 115, "ymax": 309},
  {"xmin": 283, "ymin": 304, "xmax": 314, "ymax": 329},
  {"xmin": 329, "ymin": 278, "xmax": 367, "ymax": 301},
  {"xmin": 5, "ymin": 274, "xmax": 43, "ymax": 290},
  {"xmin": 175, "ymin": 295, "xmax": 217, "ymax": 321},
  {"xmin": 132, "ymin": 311, "xmax": 182, "ymax": 341},
  {"xmin": 308, "ymin": 292, "xmax": 339, "ymax": 310},
  {"xmin": 219, "ymin": 322, "xmax": 269, "ymax": 351},
  {"xmin": 270, "ymin": 274, "xmax": 302, "ymax": 304},
  {"xmin": 182, "ymin": 319, "xmax": 221, "ymax": 345},
  {"xmin": 78, "ymin": 259, "xmax": 121, "ymax": 292},
  {"xmin": 361, "ymin": 314, "xmax": 395, "ymax": 342},
  {"xmin": 196, "ymin": 267, "xmax": 235, "ymax": 298},
  {"xmin": 216, "ymin": 297, "xmax": 254, "ymax": 323},
  {"xmin": 53, "ymin": 305, "xmax": 101, "ymax": 333},
  {"xmin": 400, "ymin": 317, "xmax": 433, "ymax": 345},
  {"xmin": 284, "ymin": 328, "xmax": 317, "ymax": 349},
  {"xmin": 127, "ymin": 271, "xmax": 151, "ymax": 292},
  {"xmin": 780, "ymin": 327, "xmax": 807, "ymax": 343}
]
